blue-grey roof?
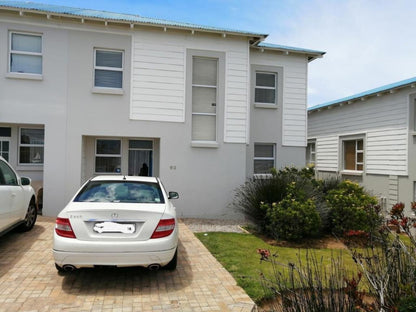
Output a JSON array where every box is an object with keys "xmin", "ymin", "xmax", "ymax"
[
  {"xmin": 257, "ymin": 42, "xmax": 325, "ymax": 56},
  {"xmin": 0, "ymin": 1, "xmax": 267, "ymax": 37},
  {"xmin": 309, "ymin": 76, "xmax": 416, "ymax": 111}
]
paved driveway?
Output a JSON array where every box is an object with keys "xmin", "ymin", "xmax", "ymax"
[{"xmin": 0, "ymin": 217, "xmax": 255, "ymax": 312}]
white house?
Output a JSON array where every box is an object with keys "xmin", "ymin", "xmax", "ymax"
[
  {"xmin": 0, "ymin": 1, "xmax": 324, "ymax": 218},
  {"xmin": 308, "ymin": 76, "xmax": 416, "ymax": 213}
]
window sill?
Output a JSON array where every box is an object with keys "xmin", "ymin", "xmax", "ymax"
[
  {"xmin": 191, "ymin": 141, "xmax": 219, "ymax": 148},
  {"xmin": 254, "ymin": 103, "xmax": 278, "ymax": 109},
  {"xmin": 16, "ymin": 164, "xmax": 44, "ymax": 171},
  {"xmin": 411, "ymin": 131, "xmax": 416, "ymax": 136},
  {"xmin": 253, "ymin": 173, "xmax": 273, "ymax": 179},
  {"xmin": 92, "ymin": 87, "xmax": 124, "ymax": 95},
  {"xmin": 340, "ymin": 170, "xmax": 363, "ymax": 176},
  {"xmin": 6, "ymin": 72, "xmax": 43, "ymax": 80}
]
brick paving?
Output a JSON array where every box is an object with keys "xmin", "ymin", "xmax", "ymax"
[{"xmin": 0, "ymin": 216, "xmax": 256, "ymax": 312}]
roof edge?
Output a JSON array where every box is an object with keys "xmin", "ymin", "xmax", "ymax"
[
  {"xmin": 0, "ymin": 1, "xmax": 268, "ymax": 39},
  {"xmin": 308, "ymin": 76, "xmax": 416, "ymax": 112},
  {"xmin": 253, "ymin": 42, "xmax": 326, "ymax": 61}
]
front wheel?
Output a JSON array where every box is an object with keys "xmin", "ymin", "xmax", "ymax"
[{"xmin": 17, "ymin": 200, "xmax": 37, "ymax": 232}]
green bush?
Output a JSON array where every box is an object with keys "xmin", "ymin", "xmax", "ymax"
[
  {"xmin": 326, "ymin": 180, "xmax": 379, "ymax": 236},
  {"xmin": 399, "ymin": 297, "xmax": 416, "ymax": 312},
  {"xmin": 265, "ymin": 183, "xmax": 321, "ymax": 242},
  {"xmin": 233, "ymin": 167, "xmax": 316, "ymax": 232}
]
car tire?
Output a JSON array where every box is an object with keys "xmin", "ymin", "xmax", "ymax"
[
  {"xmin": 164, "ymin": 248, "xmax": 177, "ymax": 271},
  {"xmin": 17, "ymin": 200, "xmax": 37, "ymax": 232},
  {"xmin": 55, "ymin": 263, "xmax": 64, "ymax": 272}
]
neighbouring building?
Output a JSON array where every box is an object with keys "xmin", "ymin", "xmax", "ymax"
[
  {"xmin": 308, "ymin": 77, "xmax": 416, "ymax": 214},
  {"xmin": 0, "ymin": 1, "xmax": 324, "ymax": 218}
]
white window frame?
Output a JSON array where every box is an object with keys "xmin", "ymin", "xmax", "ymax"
[
  {"xmin": 341, "ymin": 136, "xmax": 364, "ymax": 173},
  {"xmin": 254, "ymin": 143, "xmax": 276, "ymax": 175},
  {"xmin": 95, "ymin": 138, "xmax": 122, "ymax": 174},
  {"xmin": 306, "ymin": 140, "xmax": 316, "ymax": 165},
  {"xmin": 93, "ymin": 48, "xmax": 124, "ymax": 94},
  {"xmin": 255, "ymin": 71, "xmax": 277, "ymax": 105},
  {"xmin": 8, "ymin": 31, "xmax": 43, "ymax": 79},
  {"xmin": 191, "ymin": 56, "xmax": 218, "ymax": 144},
  {"xmin": 0, "ymin": 137, "xmax": 10, "ymax": 162},
  {"xmin": 18, "ymin": 127, "xmax": 44, "ymax": 165}
]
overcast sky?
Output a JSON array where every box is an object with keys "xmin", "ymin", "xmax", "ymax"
[{"xmin": 21, "ymin": 0, "xmax": 416, "ymax": 106}]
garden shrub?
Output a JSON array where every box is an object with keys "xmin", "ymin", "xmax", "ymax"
[
  {"xmin": 265, "ymin": 183, "xmax": 321, "ymax": 242},
  {"xmin": 233, "ymin": 166, "xmax": 317, "ymax": 232},
  {"xmin": 325, "ymin": 180, "xmax": 379, "ymax": 236}
]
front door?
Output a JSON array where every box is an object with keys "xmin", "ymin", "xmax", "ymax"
[{"xmin": 128, "ymin": 140, "xmax": 153, "ymax": 176}]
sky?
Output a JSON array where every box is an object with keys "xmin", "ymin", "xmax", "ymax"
[{"xmin": 16, "ymin": 0, "xmax": 416, "ymax": 107}]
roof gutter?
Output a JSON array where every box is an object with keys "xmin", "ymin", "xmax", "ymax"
[{"xmin": 0, "ymin": 4, "xmax": 268, "ymax": 41}]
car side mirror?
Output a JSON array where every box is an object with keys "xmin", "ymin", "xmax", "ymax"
[
  {"xmin": 21, "ymin": 177, "xmax": 31, "ymax": 186},
  {"xmin": 168, "ymin": 191, "xmax": 179, "ymax": 199}
]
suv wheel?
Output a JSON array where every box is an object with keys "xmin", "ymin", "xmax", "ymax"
[{"xmin": 17, "ymin": 200, "xmax": 37, "ymax": 232}]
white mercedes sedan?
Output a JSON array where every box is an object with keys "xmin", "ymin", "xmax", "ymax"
[{"xmin": 53, "ymin": 175, "xmax": 179, "ymax": 272}]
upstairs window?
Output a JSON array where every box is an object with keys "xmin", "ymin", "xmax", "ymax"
[
  {"xmin": 343, "ymin": 138, "xmax": 364, "ymax": 171},
  {"xmin": 19, "ymin": 128, "xmax": 44, "ymax": 164},
  {"xmin": 254, "ymin": 143, "xmax": 275, "ymax": 174},
  {"xmin": 191, "ymin": 56, "xmax": 218, "ymax": 142},
  {"xmin": 255, "ymin": 72, "xmax": 276, "ymax": 105},
  {"xmin": 94, "ymin": 49, "xmax": 123, "ymax": 89},
  {"xmin": 9, "ymin": 32, "xmax": 42, "ymax": 75}
]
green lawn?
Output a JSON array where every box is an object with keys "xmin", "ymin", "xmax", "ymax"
[{"xmin": 195, "ymin": 232, "xmax": 360, "ymax": 303}]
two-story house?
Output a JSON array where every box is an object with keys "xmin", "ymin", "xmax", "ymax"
[
  {"xmin": 308, "ymin": 76, "xmax": 416, "ymax": 214},
  {"xmin": 0, "ymin": 1, "xmax": 324, "ymax": 218}
]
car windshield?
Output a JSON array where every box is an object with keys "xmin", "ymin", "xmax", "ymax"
[{"xmin": 74, "ymin": 181, "xmax": 165, "ymax": 204}]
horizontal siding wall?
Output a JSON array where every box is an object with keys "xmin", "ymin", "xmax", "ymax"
[
  {"xmin": 366, "ymin": 128, "xmax": 408, "ymax": 175},
  {"xmin": 309, "ymin": 91, "xmax": 409, "ymax": 176},
  {"xmin": 225, "ymin": 50, "xmax": 249, "ymax": 143},
  {"xmin": 283, "ymin": 60, "xmax": 308, "ymax": 147},
  {"xmin": 131, "ymin": 31, "xmax": 249, "ymax": 143},
  {"xmin": 316, "ymin": 136, "xmax": 338, "ymax": 171},
  {"xmin": 131, "ymin": 38, "xmax": 185, "ymax": 122}
]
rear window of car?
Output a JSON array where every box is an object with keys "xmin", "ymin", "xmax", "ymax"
[{"xmin": 74, "ymin": 181, "xmax": 165, "ymax": 204}]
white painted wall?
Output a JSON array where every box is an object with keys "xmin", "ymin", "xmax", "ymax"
[{"xmin": 1, "ymin": 12, "xmax": 312, "ymax": 218}]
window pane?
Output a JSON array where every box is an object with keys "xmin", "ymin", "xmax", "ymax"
[
  {"xmin": 0, "ymin": 127, "xmax": 11, "ymax": 137},
  {"xmin": 95, "ymin": 157, "xmax": 121, "ymax": 173},
  {"xmin": 192, "ymin": 115, "xmax": 216, "ymax": 141},
  {"xmin": 94, "ymin": 69, "xmax": 122, "ymax": 88},
  {"xmin": 192, "ymin": 86, "xmax": 216, "ymax": 114},
  {"xmin": 344, "ymin": 141, "xmax": 356, "ymax": 170},
  {"xmin": 129, "ymin": 140, "xmax": 153, "ymax": 149},
  {"xmin": 357, "ymin": 164, "xmax": 363, "ymax": 171},
  {"xmin": 0, "ymin": 161, "xmax": 18, "ymax": 185},
  {"xmin": 96, "ymin": 50, "xmax": 122, "ymax": 68},
  {"xmin": 11, "ymin": 33, "xmax": 41, "ymax": 53},
  {"xmin": 11, "ymin": 54, "xmax": 42, "ymax": 74},
  {"xmin": 19, "ymin": 146, "xmax": 44, "ymax": 164},
  {"xmin": 21, "ymin": 129, "xmax": 44, "ymax": 145},
  {"xmin": 192, "ymin": 57, "xmax": 217, "ymax": 86},
  {"xmin": 256, "ymin": 73, "xmax": 275, "ymax": 87},
  {"xmin": 357, "ymin": 139, "xmax": 363, "ymax": 150},
  {"xmin": 357, "ymin": 152, "xmax": 363, "ymax": 163},
  {"xmin": 1, "ymin": 141, "xmax": 9, "ymax": 152},
  {"xmin": 254, "ymin": 160, "xmax": 274, "ymax": 174},
  {"xmin": 1, "ymin": 152, "xmax": 9, "ymax": 162},
  {"xmin": 254, "ymin": 144, "xmax": 274, "ymax": 158},
  {"xmin": 96, "ymin": 140, "xmax": 121, "ymax": 155},
  {"xmin": 255, "ymin": 88, "xmax": 275, "ymax": 104}
]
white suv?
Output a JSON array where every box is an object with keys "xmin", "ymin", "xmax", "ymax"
[{"xmin": 0, "ymin": 156, "xmax": 37, "ymax": 236}]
